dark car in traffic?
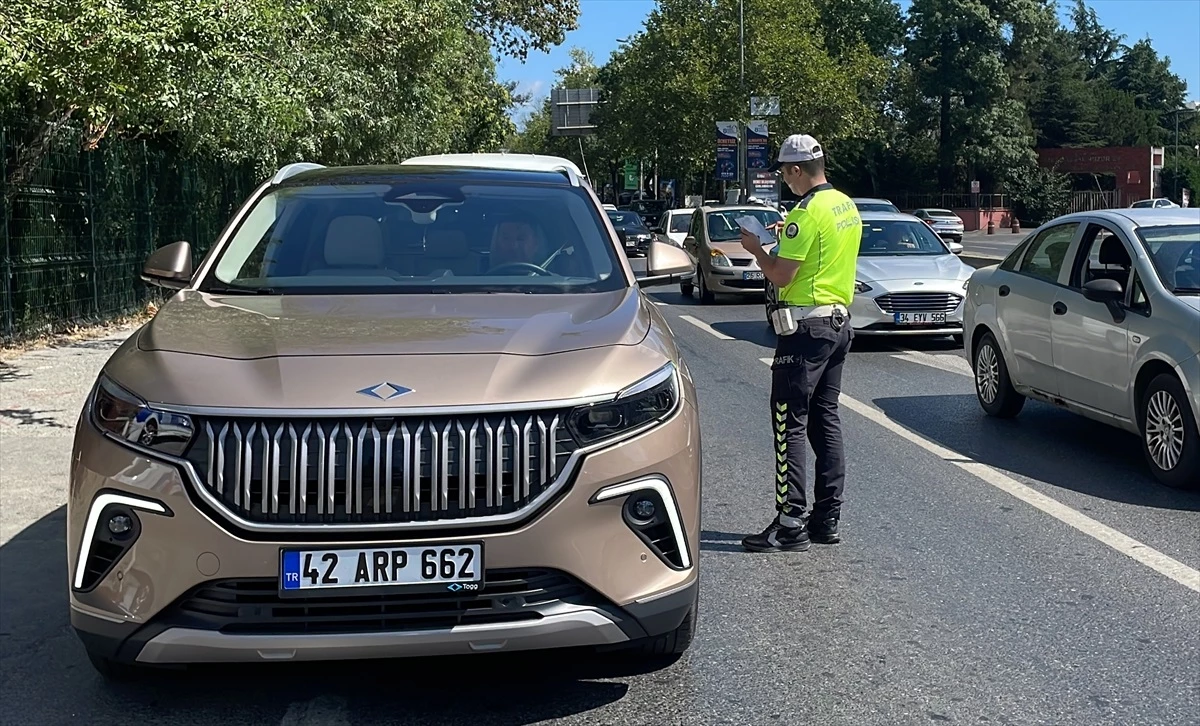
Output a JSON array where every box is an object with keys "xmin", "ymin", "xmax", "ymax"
[{"xmin": 607, "ymin": 210, "xmax": 654, "ymax": 257}]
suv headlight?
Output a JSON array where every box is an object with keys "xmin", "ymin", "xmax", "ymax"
[
  {"xmin": 90, "ymin": 375, "xmax": 195, "ymax": 456},
  {"xmin": 855, "ymin": 280, "xmax": 872, "ymax": 293},
  {"xmin": 567, "ymin": 363, "xmax": 680, "ymax": 445},
  {"xmin": 710, "ymin": 249, "xmax": 732, "ymax": 267}
]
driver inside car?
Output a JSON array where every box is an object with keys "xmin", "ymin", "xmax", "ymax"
[{"xmin": 487, "ymin": 215, "xmax": 584, "ymax": 276}]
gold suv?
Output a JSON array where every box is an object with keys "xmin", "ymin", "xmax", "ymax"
[{"xmin": 67, "ymin": 155, "xmax": 702, "ymax": 678}]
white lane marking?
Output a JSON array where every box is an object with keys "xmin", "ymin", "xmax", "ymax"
[
  {"xmin": 889, "ymin": 350, "xmax": 974, "ymax": 378},
  {"xmin": 756, "ymin": 358, "xmax": 1200, "ymax": 595},
  {"xmin": 281, "ymin": 696, "xmax": 350, "ymax": 726},
  {"xmin": 679, "ymin": 315, "xmax": 734, "ymax": 340}
]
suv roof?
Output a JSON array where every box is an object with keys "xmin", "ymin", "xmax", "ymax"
[
  {"xmin": 400, "ymin": 153, "xmax": 586, "ymax": 183},
  {"xmin": 269, "ymin": 162, "xmax": 578, "ymax": 189}
]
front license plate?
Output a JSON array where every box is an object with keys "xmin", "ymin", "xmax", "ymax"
[
  {"xmin": 894, "ymin": 312, "xmax": 947, "ymax": 325},
  {"xmin": 743, "ymin": 270, "xmax": 764, "ymax": 280},
  {"xmin": 280, "ymin": 544, "xmax": 483, "ymax": 595}
]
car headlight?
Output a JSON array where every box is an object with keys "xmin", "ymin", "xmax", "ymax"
[
  {"xmin": 855, "ymin": 280, "xmax": 872, "ymax": 293},
  {"xmin": 710, "ymin": 249, "xmax": 732, "ymax": 267},
  {"xmin": 567, "ymin": 362, "xmax": 680, "ymax": 445},
  {"xmin": 90, "ymin": 375, "xmax": 194, "ymax": 456}
]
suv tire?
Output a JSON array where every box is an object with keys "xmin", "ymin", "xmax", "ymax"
[
  {"xmin": 697, "ymin": 267, "xmax": 714, "ymax": 305},
  {"xmin": 85, "ymin": 650, "xmax": 144, "ymax": 681},
  {"xmin": 610, "ymin": 587, "xmax": 698, "ymax": 666},
  {"xmin": 1140, "ymin": 373, "xmax": 1200, "ymax": 490},
  {"xmin": 973, "ymin": 331, "xmax": 1025, "ymax": 418}
]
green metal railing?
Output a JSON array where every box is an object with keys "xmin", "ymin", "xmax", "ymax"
[{"xmin": 1, "ymin": 130, "xmax": 258, "ymax": 342}]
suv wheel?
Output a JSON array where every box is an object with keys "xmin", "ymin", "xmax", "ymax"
[
  {"xmin": 1141, "ymin": 373, "xmax": 1200, "ymax": 489},
  {"xmin": 680, "ymin": 276, "xmax": 694, "ymax": 297},
  {"xmin": 612, "ymin": 587, "xmax": 698, "ymax": 665},
  {"xmin": 85, "ymin": 649, "xmax": 144, "ymax": 681},
  {"xmin": 973, "ymin": 332, "xmax": 1024, "ymax": 418}
]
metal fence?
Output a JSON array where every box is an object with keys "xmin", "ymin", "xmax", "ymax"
[
  {"xmin": 1, "ymin": 130, "xmax": 258, "ymax": 343},
  {"xmin": 882, "ymin": 192, "xmax": 1011, "ymax": 212}
]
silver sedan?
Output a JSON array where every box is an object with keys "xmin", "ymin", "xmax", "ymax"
[
  {"xmin": 765, "ymin": 211, "xmax": 974, "ymax": 341},
  {"xmin": 963, "ymin": 208, "xmax": 1200, "ymax": 488}
]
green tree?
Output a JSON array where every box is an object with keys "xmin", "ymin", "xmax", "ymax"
[{"xmin": 903, "ymin": 0, "xmax": 1057, "ymax": 189}]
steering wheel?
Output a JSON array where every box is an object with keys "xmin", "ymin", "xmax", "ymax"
[{"xmin": 486, "ymin": 261, "xmax": 553, "ymax": 277}]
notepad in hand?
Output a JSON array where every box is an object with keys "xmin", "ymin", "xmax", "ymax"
[{"xmin": 734, "ymin": 215, "xmax": 774, "ymax": 245}]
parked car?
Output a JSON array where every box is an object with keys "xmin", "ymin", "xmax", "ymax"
[
  {"xmin": 680, "ymin": 204, "xmax": 784, "ymax": 303},
  {"xmin": 963, "ymin": 208, "xmax": 1200, "ymax": 488},
  {"xmin": 1129, "ymin": 198, "xmax": 1180, "ymax": 209},
  {"xmin": 912, "ymin": 208, "xmax": 965, "ymax": 243},
  {"xmin": 763, "ymin": 212, "xmax": 972, "ymax": 341},
  {"xmin": 68, "ymin": 154, "xmax": 703, "ymax": 680},
  {"xmin": 607, "ymin": 210, "xmax": 654, "ymax": 257},
  {"xmin": 852, "ymin": 197, "xmax": 901, "ymax": 213},
  {"xmin": 628, "ymin": 199, "xmax": 670, "ymax": 229},
  {"xmin": 656, "ymin": 208, "xmax": 694, "ymax": 247}
]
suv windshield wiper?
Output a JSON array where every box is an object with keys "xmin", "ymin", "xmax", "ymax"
[{"xmin": 1172, "ymin": 286, "xmax": 1200, "ymax": 293}]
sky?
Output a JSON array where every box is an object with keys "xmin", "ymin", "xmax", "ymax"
[{"xmin": 498, "ymin": 0, "xmax": 1200, "ymax": 128}]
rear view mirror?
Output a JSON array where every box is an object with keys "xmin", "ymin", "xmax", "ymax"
[
  {"xmin": 141, "ymin": 241, "xmax": 193, "ymax": 289},
  {"xmin": 1082, "ymin": 278, "xmax": 1124, "ymax": 303},
  {"xmin": 639, "ymin": 241, "xmax": 693, "ymax": 288}
]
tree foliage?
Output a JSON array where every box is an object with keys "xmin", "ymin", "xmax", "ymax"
[{"xmin": 0, "ymin": 0, "xmax": 581, "ymax": 180}]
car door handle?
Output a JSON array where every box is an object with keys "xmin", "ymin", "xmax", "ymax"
[
  {"xmin": 1053, "ymin": 302, "xmax": 1067, "ymax": 315},
  {"xmin": 998, "ymin": 285, "xmax": 1010, "ymax": 296}
]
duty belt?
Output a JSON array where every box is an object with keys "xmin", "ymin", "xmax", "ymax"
[{"xmin": 780, "ymin": 303, "xmax": 848, "ymax": 319}]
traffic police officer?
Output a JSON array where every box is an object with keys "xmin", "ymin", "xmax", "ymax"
[{"xmin": 738, "ymin": 134, "xmax": 861, "ymax": 553}]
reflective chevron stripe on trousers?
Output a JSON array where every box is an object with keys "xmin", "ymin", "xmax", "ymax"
[{"xmin": 769, "ymin": 316, "xmax": 854, "ymax": 522}]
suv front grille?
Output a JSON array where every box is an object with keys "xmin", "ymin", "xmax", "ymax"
[
  {"xmin": 183, "ymin": 412, "xmax": 577, "ymax": 526},
  {"xmin": 165, "ymin": 569, "xmax": 603, "ymax": 635},
  {"xmin": 874, "ymin": 292, "xmax": 961, "ymax": 313}
]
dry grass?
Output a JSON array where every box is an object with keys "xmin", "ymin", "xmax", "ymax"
[{"xmin": 0, "ymin": 301, "xmax": 159, "ymax": 361}]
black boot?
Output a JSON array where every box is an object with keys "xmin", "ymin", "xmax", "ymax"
[{"xmin": 808, "ymin": 517, "xmax": 840, "ymax": 544}]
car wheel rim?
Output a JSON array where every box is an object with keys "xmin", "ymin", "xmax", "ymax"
[
  {"xmin": 976, "ymin": 343, "xmax": 1000, "ymax": 404},
  {"xmin": 1145, "ymin": 390, "xmax": 1185, "ymax": 471}
]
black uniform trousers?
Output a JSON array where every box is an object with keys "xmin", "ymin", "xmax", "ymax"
[{"xmin": 769, "ymin": 312, "xmax": 853, "ymax": 522}]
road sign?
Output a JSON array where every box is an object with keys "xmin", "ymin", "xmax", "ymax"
[
  {"xmin": 750, "ymin": 96, "xmax": 780, "ymax": 116},
  {"xmin": 971, "ymin": 180, "xmax": 981, "ymax": 194},
  {"xmin": 623, "ymin": 161, "xmax": 639, "ymax": 190},
  {"xmin": 550, "ymin": 88, "xmax": 601, "ymax": 137}
]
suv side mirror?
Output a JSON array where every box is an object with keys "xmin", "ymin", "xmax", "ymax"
[
  {"xmin": 948, "ymin": 241, "xmax": 964, "ymax": 254},
  {"xmin": 141, "ymin": 241, "xmax": 193, "ymax": 289},
  {"xmin": 639, "ymin": 241, "xmax": 693, "ymax": 288},
  {"xmin": 1082, "ymin": 277, "xmax": 1124, "ymax": 303}
]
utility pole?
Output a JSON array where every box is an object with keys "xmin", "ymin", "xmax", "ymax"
[{"xmin": 738, "ymin": 0, "xmax": 746, "ymax": 203}]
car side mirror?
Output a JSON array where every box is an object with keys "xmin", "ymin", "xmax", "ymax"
[
  {"xmin": 948, "ymin": 242, "xmax": 964, "ymax": 254},
  {"xmin": 683, "ymin": 235, "xmax": 696, "ymax": 247},
  {"xmin": 1082, "ymin": 278, "xmax": 1124, "ymax": 303},
  {"xmin": 141, "ymin": 241, "xmax": 193, "ymax": 289},
  {"xmin": 639, "ymin": 241, "xmax": 694, "ymax": 288}
]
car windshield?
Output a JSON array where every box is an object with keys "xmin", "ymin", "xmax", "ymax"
[
  {"xmin": 1136, "ymin": 224, "xmax": 1200, "ymax": 294},
  {"xmin": 668, "ymin": 214, "xmax": 692, "ymax": 233},
  {"xmin": 855, "ymin": 202, "xmax": 899, "ymax": 213},
  {"xmin": 707, "ymin": 209, "xmax": 783, "ymax": 241},
  {"xmin": 201, "ymin": 178, "xmax": 625, "ymax": 295},
  {"xmin": 1130, "ymin": 200, "xmax": 1156, "ymax": 208},
  {"xmin": 926, "ymin": 209, "xmax": 957, "ymax": 219},
  {"xmin": 859, "ymin": 219, "xmax": 950, "ymax": 256},
  {"xmin": 607, "ymin": 211, "xmax": 646, "ymax": 230},
  {"xmin": 632, "ymin": 201, "xmax": 667, "ymax": 214}
]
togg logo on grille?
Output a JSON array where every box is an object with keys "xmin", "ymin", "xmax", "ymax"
[{"xmin": 356, "ymin": 382, "xmax": 415, "ymax": 400}]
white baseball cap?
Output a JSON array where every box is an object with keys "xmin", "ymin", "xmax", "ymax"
[{"xmin": 769, "ymin": 134, "xmax": 824, "ymax": 172}]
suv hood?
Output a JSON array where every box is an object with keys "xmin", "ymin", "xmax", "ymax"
[
  {"xmin": 856, "ymin": 254, "xmax": 969, "ymax": 282},
  {"xmin": 139, "ymin": 289, "xmax": 650, "ymax": 359}
]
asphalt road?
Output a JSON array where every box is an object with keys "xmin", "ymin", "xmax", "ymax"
[
  {"xmin": 958, "ymin": 230, "xmax": 1029, "ymax": 262},
  {"xmin": 3, "ymin": 289, "xmax": 1199, "ymax": 726}
]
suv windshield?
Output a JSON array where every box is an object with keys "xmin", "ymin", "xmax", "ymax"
[
  {"xmin": 668, "ymin": 214, "xmax": 691, "ymax": 233},
  {"xmin": 1136, "ymin": 224, "xmax": 1200, "ymax": 293},
  {"xmin": 607, "ymin": 211, "xmax": 647, "ymax": 230},
  {"xmin": 860, "ymin": 219, "xmax": 951, "ymax": 256},
  {"xmin": 202, "ymin": 178, "xmax": 624, "ymax": 294},
  {"xmin": 707, "ymin": 209, "xmax": 783, "ymax": 241}
]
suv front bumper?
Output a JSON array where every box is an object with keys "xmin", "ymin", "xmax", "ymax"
[{"xmin": 67, "ymin": 399, "xmax": 701, "ymax": 665}]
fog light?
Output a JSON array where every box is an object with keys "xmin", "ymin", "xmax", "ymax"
[
  {"xmin": 633, "ymin": 498, "xmax": 656, "ymax": 520},
  {"xmin": 107, "ymin": 514, "xmax": 133, "ymax": 535}
]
